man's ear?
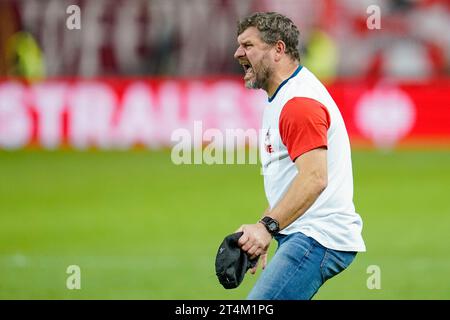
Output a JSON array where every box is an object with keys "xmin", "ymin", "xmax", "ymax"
[{"xmin": 274, "ymin": 40, "xmax": 286, "ymax": 62}]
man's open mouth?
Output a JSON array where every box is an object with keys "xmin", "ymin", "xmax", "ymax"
[{"xmin": 241, "ymin": 62, "xmax": 253, "ymax": 78}]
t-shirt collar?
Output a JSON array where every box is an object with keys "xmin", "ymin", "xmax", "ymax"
[{"xmin": 268, "ymin": 65, "xmax": 303, "ymax": 103}]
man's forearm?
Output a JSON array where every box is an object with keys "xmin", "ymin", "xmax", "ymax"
[{"xmin": 267, "ymin": 171, "xmax": 327, "ymax": 230}]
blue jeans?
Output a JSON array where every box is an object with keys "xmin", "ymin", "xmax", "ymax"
[{"xmin": 247, "ymin": 232, "xmax": 356, "ymax": 300}]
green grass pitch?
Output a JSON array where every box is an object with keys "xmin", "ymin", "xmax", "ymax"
[{"xmin": 0, "ymin": 149, "xmax": 449, "ymax": 299}]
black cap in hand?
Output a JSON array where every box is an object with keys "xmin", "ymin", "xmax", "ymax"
[{"xmin": 215, "ymin": 232, "xmax": 258, "ymax": 289}]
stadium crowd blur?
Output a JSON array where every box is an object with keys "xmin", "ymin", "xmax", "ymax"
[{"xmin": 0, "ymin": 0, "xmax": 449, "ymax": 82}]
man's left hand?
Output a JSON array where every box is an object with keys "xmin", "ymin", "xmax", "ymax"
[{"xmin": 236, "ymin": 223, "xmax": 272, "ymax": 260}]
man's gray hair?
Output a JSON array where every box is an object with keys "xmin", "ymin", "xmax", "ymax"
[{"xmin": 237, "ymin": 12, "xmax": 301, "ymax": 62}]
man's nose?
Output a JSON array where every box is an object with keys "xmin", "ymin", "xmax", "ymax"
[{"xmin": 234, "ymin": 46, "xmax": 245, "ymax": 60}]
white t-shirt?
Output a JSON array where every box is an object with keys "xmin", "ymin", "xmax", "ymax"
[{"xmin": 260, "ymin": 65, "xmax": 366, "ymax": 252}]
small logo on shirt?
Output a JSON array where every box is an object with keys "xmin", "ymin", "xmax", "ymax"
[{"xmin": 265, "ymin": 128, "xmax": 273, "ymax": 154}]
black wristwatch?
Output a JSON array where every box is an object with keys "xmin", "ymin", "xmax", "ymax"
[{"xmin": 259, "ymin": 216, "xmax": 280, "ymax": 236}]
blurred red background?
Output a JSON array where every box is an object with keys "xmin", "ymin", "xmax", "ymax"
[{"xmin": 0, "ymin": 0, "xmax": 449, "ymax": 149}]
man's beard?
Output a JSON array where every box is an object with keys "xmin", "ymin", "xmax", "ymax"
[{"xmin": 245, "ymin": 62, "xmax": 271, "ymax": 91}]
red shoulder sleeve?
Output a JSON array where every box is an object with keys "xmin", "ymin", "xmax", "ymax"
[{"xmin": 279, "ymin": 97, "xmax": 331, "ymax": 161}]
